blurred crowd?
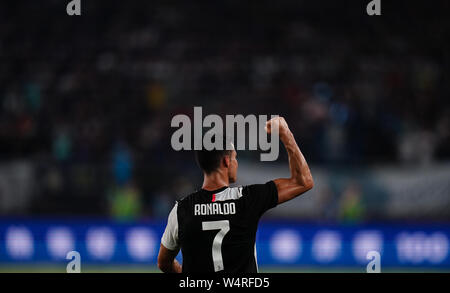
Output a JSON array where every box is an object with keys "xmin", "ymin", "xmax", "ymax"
[{"xmin": 0, "ymin": 0, "xmax": 449, "ymax": 220}]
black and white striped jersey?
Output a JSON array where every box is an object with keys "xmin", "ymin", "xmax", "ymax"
[{"xmin": 161, "ymin": 181, "xmax": 278, "ymax": 273}]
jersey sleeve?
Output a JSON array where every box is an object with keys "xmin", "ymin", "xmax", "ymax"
[
  {"xmin": 242, "ymin": 180, "xmax": 278, "ymax": 217},
  {"xmin": 161, "ymin": 202, "xmax": 180, "ymax": 251}
]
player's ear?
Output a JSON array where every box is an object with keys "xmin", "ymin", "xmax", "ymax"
[{"xmin": 223, "ymin": 155, "xmax": 230, "ymax": 168}]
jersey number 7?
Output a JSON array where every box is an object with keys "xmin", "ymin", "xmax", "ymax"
[{"xmin": 202, "ymin": 220, "xmax": 230, "ymax": 272}]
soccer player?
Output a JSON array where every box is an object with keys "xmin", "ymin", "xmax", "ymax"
[{"xmin": 157, "ymin": 117, "xmax": 314, "ymax": 273}]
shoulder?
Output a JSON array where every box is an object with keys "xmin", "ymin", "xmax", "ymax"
[
  {"xmin": 242, "ymin": 181, "xmax": 277, "ymax": 193},
  {"xmin": 213, "ymin": 186, "xmax": 244, "ymax": 201},
  {"xmin": 177, "ymin": 190, "xmax": 201, "ymax": 204},
  {"xmin": 214, "ymin": 182, "xmax": 277, "ymax": 199}
]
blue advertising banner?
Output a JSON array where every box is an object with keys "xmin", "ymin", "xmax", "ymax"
[{"xmin": 0, "ymin": 219, "xmax": 449, "ymax": 269}]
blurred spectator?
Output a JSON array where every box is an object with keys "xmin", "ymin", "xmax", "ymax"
[
  {"xmin": 112, "ymin": 141, "xmax": 133, "ymax": 186},
  {"xmin": 338, "ymin": 182, "xmax": 365, "ymax": 223},
  {"xmin": 316, "ymin": 182, "xmax": 338, "ymax": 221},
  {"xmin": 52, "ymin": 126, "xmax": 72, "ymax": 162},
  {"xmin": 398, "ymin": 129, "xmax": 437, "ymax": 166},
  {"xmin": 108, "ymin": 182, "xmax": 142, "ymax": 222}
]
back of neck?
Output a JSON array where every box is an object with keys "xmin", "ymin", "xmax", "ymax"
[{"xmin": 202, "ymin": 171, "xmax": 229, "ymax": 191}]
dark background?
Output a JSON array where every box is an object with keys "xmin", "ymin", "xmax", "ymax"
[{"xmin": 0, "ymin": 0, "xmax": 449, "ymax": 221}]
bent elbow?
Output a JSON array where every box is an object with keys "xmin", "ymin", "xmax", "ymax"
[
  {"xmin": 306, "ymin": 178, "xmax": 314, "ymax": 190},
  {"xmin": 157, "ymin": 260, "xmax": 163, "ymax": 271},
  {"xmin": 157, "ymin": 255, "xmax": 169, "ymax": 272},
  {"xmin": 293, "ymin": 177, "xmax": 314, "ymax": 196},
  {"xmin": 157, "ymin": 261, "xmax": 169, "ymax": 272},
  {"xmin": 298, "ymin": 176, "xmax": 314, "ymax": 191}
]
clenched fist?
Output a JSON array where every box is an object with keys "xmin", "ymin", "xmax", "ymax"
[{"xmin": 265, "ymin": 116, "xmax": 292, "ymax": 140}]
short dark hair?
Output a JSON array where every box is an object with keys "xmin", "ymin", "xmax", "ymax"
[{"xmin": 195, "ymin": 135, "xmax": 233, "ymax": 174}]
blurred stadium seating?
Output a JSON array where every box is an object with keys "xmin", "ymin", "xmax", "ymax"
[{"xmin": 0, "ymin": 0, "xmax": 449, "ymax": 272}]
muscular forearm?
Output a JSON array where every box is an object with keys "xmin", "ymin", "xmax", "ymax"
[
  {"xmin": 267, "ymin": 117, "xmax": 314, "ymax": 204},
  {"xmin": 281, "ymin": 131, "xmax": 313, "ymax": 188}
]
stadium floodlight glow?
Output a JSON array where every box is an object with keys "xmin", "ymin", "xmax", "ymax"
[
  {"xmin": 352, "ymin": 231, "xmax": 383, "ymax": 264},
  {"xmin": 312, "ymin": 230, "xmax": 342, "ymax": 263},
  {"xmin": 428, "ymin": 232, "xmax": 449, "ymax": 264},
  {"xmin": 269, "ymin": 230, "xmax": 302, "ymax": 263},
  {"xmin": 126, "ymin": 228, "xmax": 157, "ymax": 261},
  {"xmin": 86, "ymin": 227, "xmax": 116, "ymax": 261},
  {"xmin": 46, "ymin": 227, "xmax": 75, "ymax": 260},
  {"xmin": 5, "ymin": 226, "xmax": 34, "ymax": 260},
  {"xmin": 396, "ymin": 231, "xmax": 449, "ymax": 264}
]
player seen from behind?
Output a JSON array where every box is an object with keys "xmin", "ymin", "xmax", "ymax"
[{"xmin": 158, "ymin": 117, "xmax": 314, "ymax": 273}]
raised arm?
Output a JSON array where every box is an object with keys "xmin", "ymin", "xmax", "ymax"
[{"xmin": 266, "ymin": 117, "xmax": 314, "ymax": 204}]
